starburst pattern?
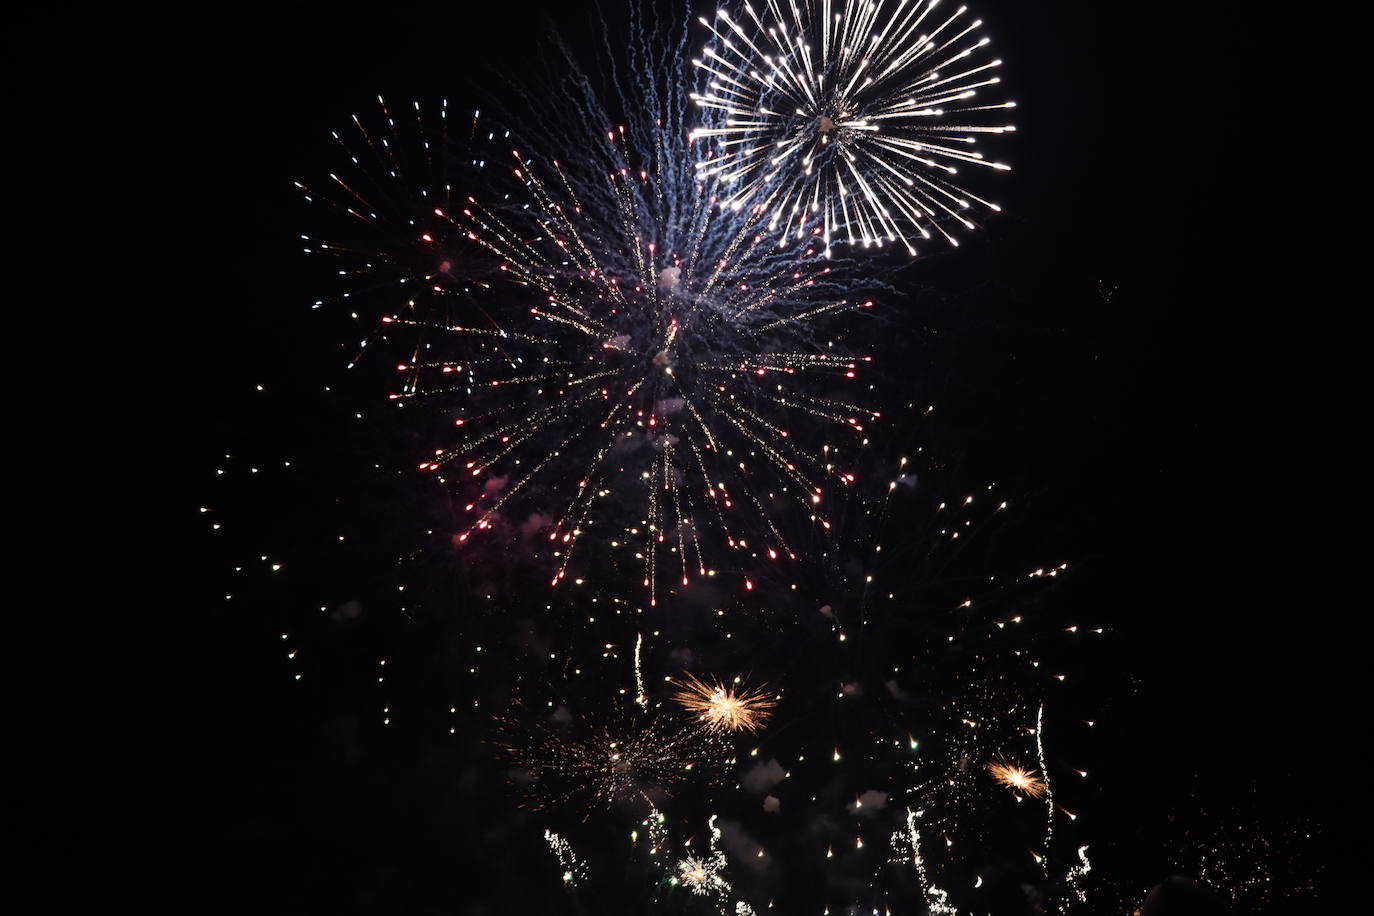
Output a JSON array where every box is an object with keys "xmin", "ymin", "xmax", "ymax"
[
  {"xmin": 987, "ymin": 757, "xmax": 1047, "ymax": 798},
  {"xmin": 406, "ymin": 120, "xmax": 881, "ymax": 605},
  {"xmin": 671, "ymin": 672, "xmax": 777, "ymax": 732},
  {"xmin": 692, "ymin": 0, "xmax": 1014, "ymax": 255}
]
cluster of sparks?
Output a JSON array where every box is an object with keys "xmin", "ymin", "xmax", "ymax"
[
  {"xmin": 304, "ymin": 93, "xmax": 884, "ymax": 606},
  {"xmin": 296, "ymin": 97, "xmax": 475, "ymax": 357},
  {"xmin": 672, "ymin": 815, "xmax": 748, "ymax": 914},
  {"xmin": 496, "ymin": 706, "xmax": 732, "ymax": 814},
  {"xmin": 439, "ymin": 132, "xmax": 881, "ymax": 606},
  {"xmin": 692, "ymin": 0, "xmax": 1014, "ymax": 255},
  {"xmin": 986, "ymin": 758, "xmax": 1048, "ymax": 798},
  {"xmin": 543, "ymin": 829, "xmax": 587, "ymax": 885},
  {"xmin": 892, "ymin": 807, "xmax": 959, "ymax": 915},
  {"xmin": 901, "ymin": 674, "xmax": 1045, "ymax": 842},
  {"xmin": 671, "ymin": 673, "xmax": 777, "ymax": 732},
  {"xmin": 1178, "ymin": 812, "xmax": 1321, "ymax": 908}
]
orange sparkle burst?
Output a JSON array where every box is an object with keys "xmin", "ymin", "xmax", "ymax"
[
  {"xmin": 988, "ymin": 758, "xmax": 1048, "ymax": 798},
  {"xmin": 671, "ymin": 673, "xmax": 776, "ymax": 733}
]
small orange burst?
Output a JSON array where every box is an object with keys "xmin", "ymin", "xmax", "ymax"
[
  {"xmin": 988, "ymin": 757, "xmax": 1048, "ymax": 798},
  {"xmin": 671, "ymin": 673, "xmax": 776, "ymax": 733}
]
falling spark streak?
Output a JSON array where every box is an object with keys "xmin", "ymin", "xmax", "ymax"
[
  {"xmin": 897, "ymin": 807, "xmax": 958, "ymax": 915},
  {"xmin": 1037, "ymin": 702, "xmax": 1055, "ymax": 863},
  {"xmin": 635, "ymin": 633, "xmax": 648, "ymax": 707},
  {"xmin": 1064, "ymin": 845, "xmax": 1091, "ymax": 908},
  {"xmin": 692, "ymin": 0, "xmax": 1014, "ymax": 256}
]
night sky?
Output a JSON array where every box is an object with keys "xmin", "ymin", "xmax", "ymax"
[{"xmin": 21, "ymin": 0, "xmax": 1351, "ymax": 912}]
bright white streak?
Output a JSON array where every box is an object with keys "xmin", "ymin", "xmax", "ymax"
[
  {"xmin": 903, "ymin": 807, "xmax": 958, "ymax": 915},
  {"xmin": 1064, "ymin": 845, "xmax": 1092, "ymax": 909},
  {"xmin": 634, "ymin": 632, "xmax": 647, "ymax": 707}
]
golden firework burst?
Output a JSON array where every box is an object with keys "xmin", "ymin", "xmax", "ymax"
[
  {"xmin": 671, "ymin": 673, "xmax": 776, "ymax": 733},
  {"xmin": 988, "ymin": 758, "xmax": 1048, "ymax": 798}
]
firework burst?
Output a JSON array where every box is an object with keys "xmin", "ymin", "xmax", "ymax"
[
  {"xmin": 677, "ymin": 855, "xmax": 728, "ymax": 894},
  {"xmin": 692, "ymin": 0, "xmax": 1014, "ymax": 255},
  {"xmin": 394, "ymin": 110, "xmax": 882, "ymax": 605},
  {"xmin": 671, "ymin": 672, "xmax": 777, "ymax": 732},
  {"xmin": 672, "ymin": 814, "xmax": 734, "ymax": 901},
  {"xmin": 987, "ymin": 757, "xmax": 1048, "ymax": 798}
]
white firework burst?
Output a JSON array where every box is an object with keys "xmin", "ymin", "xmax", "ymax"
[{"xmin": 691, "ymin": 0, "xmax": 1014, "ymax": 255}]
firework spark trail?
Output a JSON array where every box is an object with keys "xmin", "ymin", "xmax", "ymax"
[
  {"xmin": 644, "ymin": 806, "xmax": 670, "ymax": 856},
  {"xmin": 1063, "ymin": 845, "xmax": 1091, "ymax": 909},
  {"xmin": 543, "ymin": 829, "xmax": 587, "ymax": 885},
  {"xmin": 899, "ymin": 807, "xmax": 958, "ymax": 916},
  {"xmin": 691, "ymin": 0, "xmax": 1014, "ymax": 256},
  {"xmin": 1037, "ymin": 701, "xmax": 1054, "ymax": 865},
  {"xmin": 634, "ymin": 633, "xmax": 648, "ymax": 707}
]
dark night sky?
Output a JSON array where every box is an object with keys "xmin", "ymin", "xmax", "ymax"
[{"xmin": 16, "ymin": 0, "xmax": 1354, "ymax": 911}]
